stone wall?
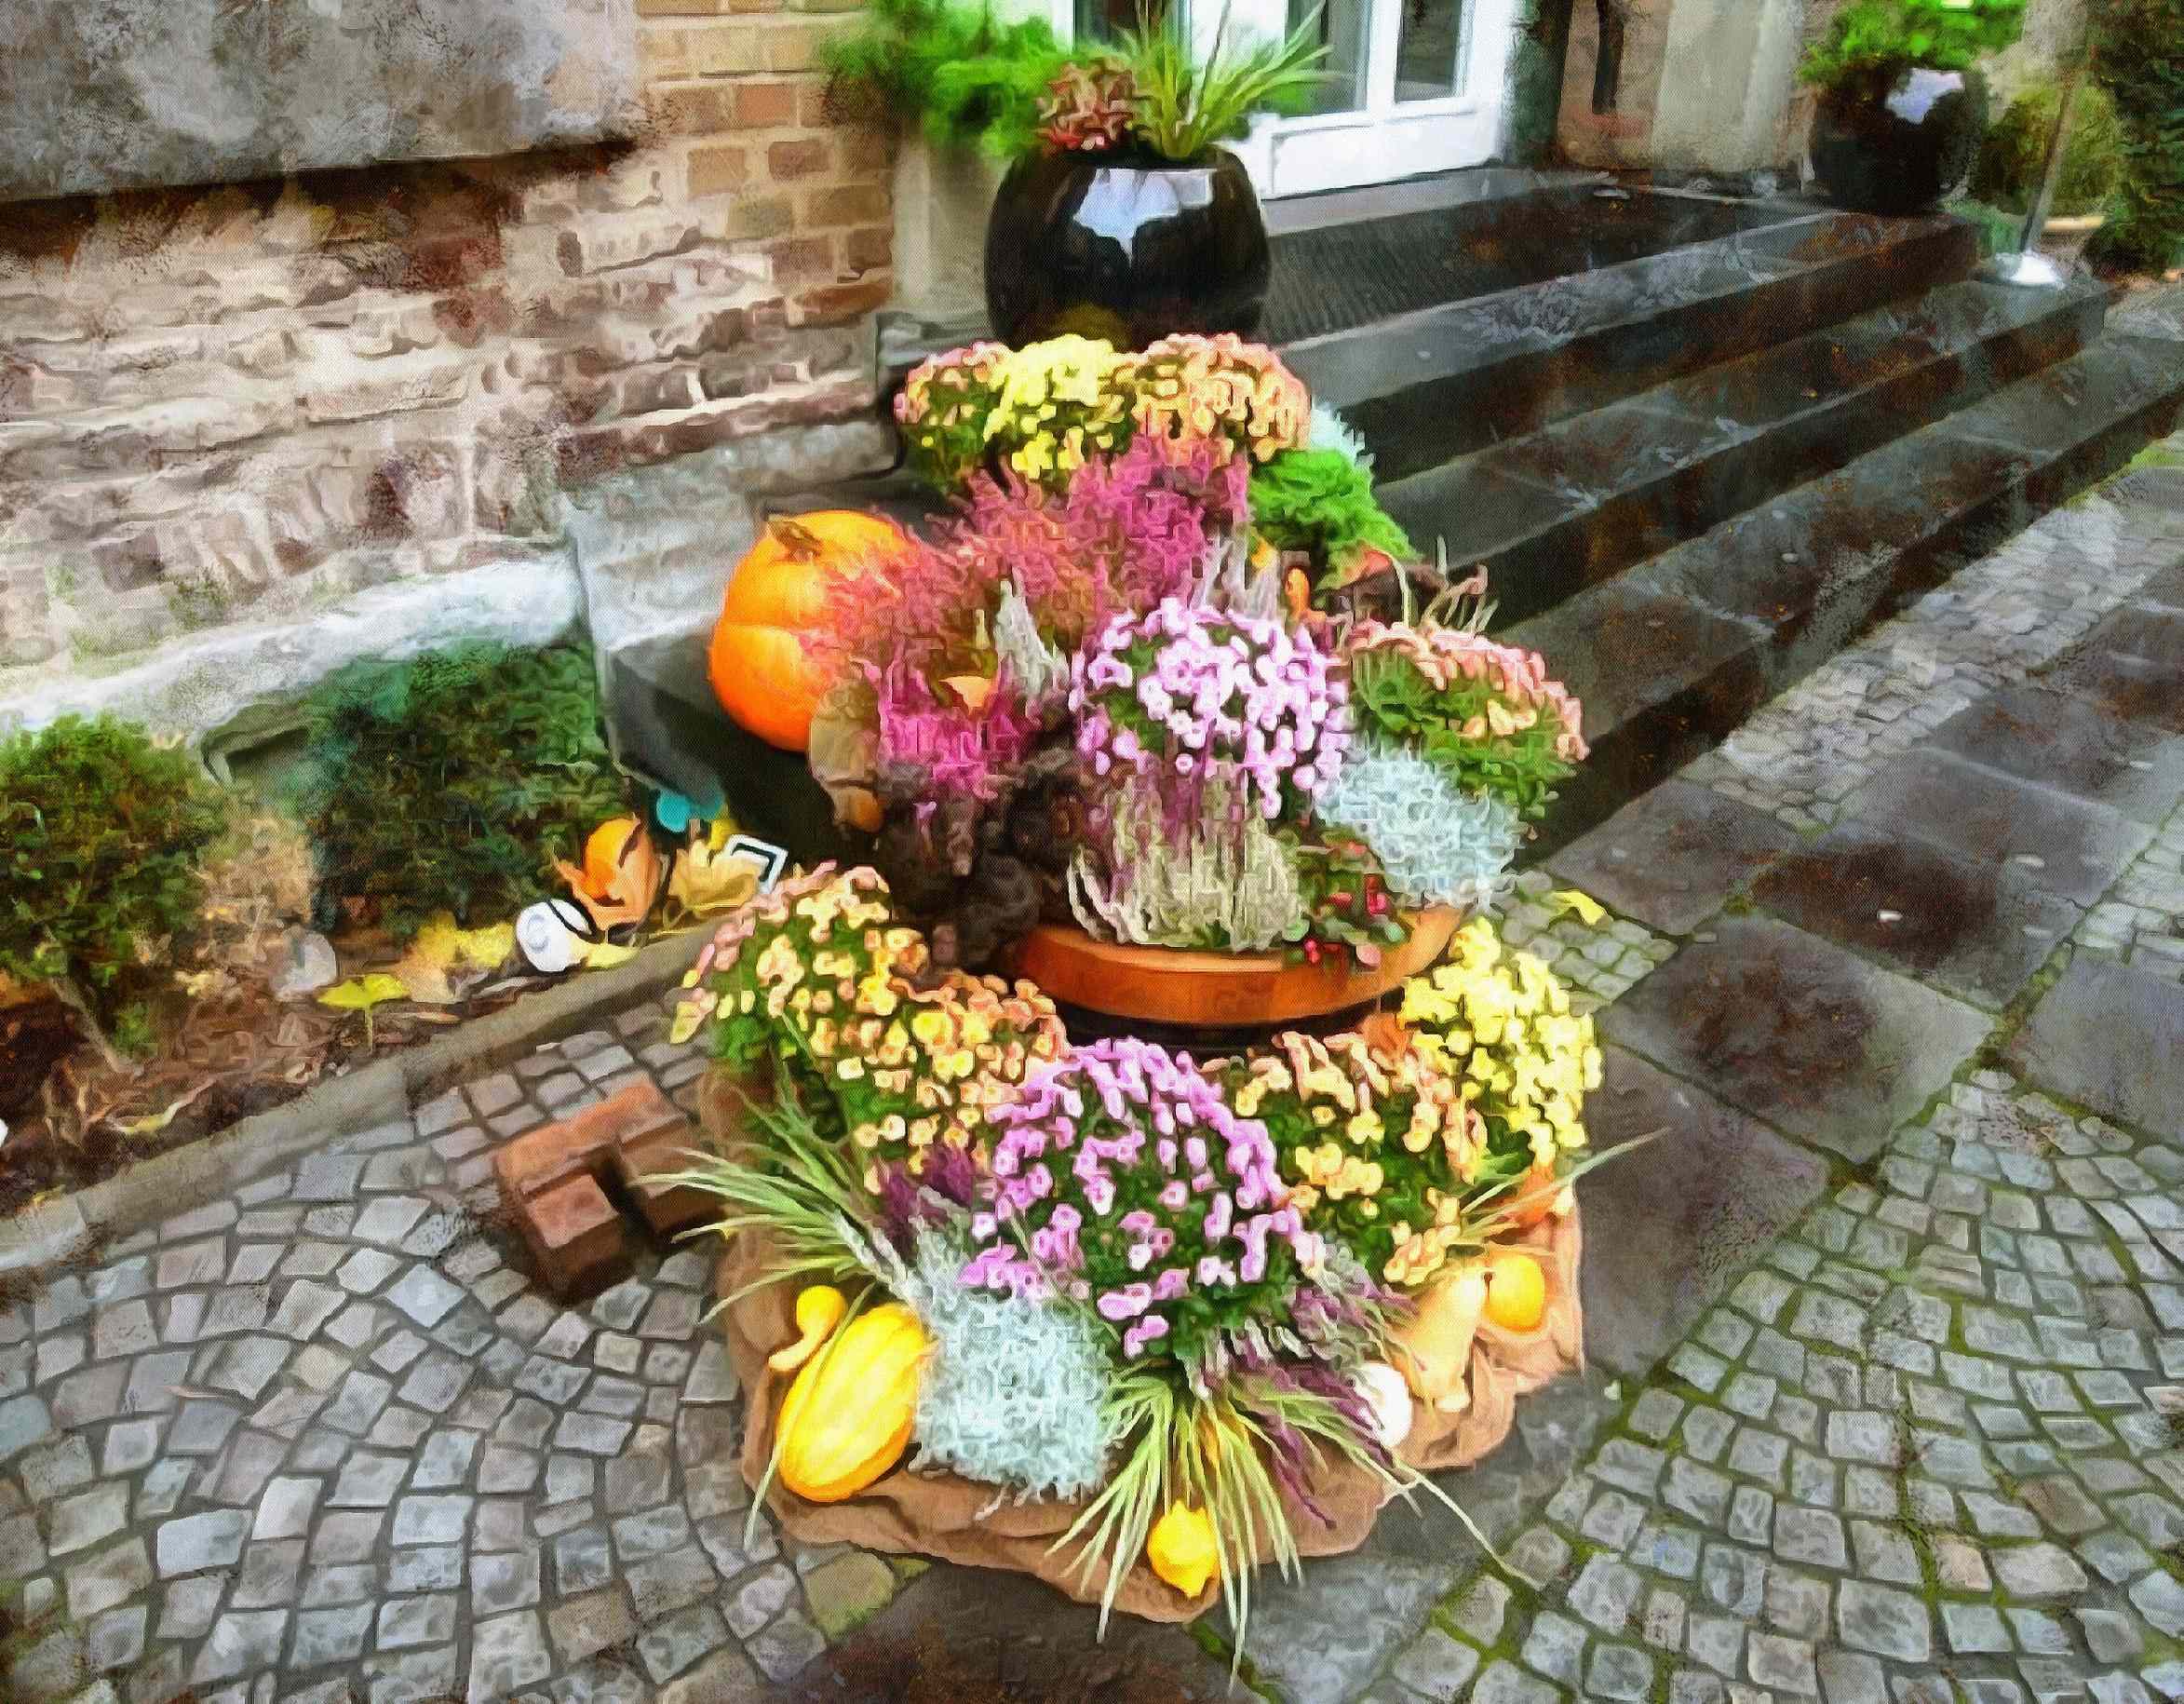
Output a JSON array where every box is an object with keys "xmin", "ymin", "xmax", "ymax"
[{"xmin": 0, "ymin": 0, "xmax": 897, "ymax": 747}]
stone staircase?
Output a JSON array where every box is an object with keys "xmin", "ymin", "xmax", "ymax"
[
  {"xmin": 1274, "ymin": 188, "xmax": 2184, "ymax": 855},
  {"xmin": 602, "ymin": 182, "xmax": 2184, "ymax": 863}
]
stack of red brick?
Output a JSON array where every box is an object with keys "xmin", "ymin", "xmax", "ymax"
[{"xmin": 492, "ymin": 1079, "xmax": 721, "ymax": 1296}]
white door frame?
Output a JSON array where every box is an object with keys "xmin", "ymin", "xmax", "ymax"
[
  {"xmin": 1004, "ymin": 0, "xmax": 1518, "ymax": 200},
  {"xmin": 1207, "ymin": 0, "xmax": 1522, "ymax": 198}
]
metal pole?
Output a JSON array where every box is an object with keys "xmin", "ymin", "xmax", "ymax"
[{"xmin": 1984, "ymin": 24, "xmax": 2088, "ymax": 288}]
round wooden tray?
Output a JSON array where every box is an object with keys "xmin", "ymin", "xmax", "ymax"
[{"xmin": 1001, "ymin": 909, "xmax": 1462, "ymax": 1029}]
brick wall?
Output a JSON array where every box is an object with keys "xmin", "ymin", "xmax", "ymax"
[{"xmin": 0, "ymin": 0, "xmax": 897, "ymax": 735}]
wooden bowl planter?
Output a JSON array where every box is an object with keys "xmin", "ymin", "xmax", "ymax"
[{"xmin": 1000, "ymin": 908, "xmax": 1462, "ymax": 1030}]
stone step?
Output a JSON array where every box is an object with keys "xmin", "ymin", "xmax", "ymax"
[
  {"xmin": 1283, "ymin": 209, "xmax": 1980, "ymax": 482},
  {"xmin": 1509, "ymin": 331, "xmax": 2184, "ymax": 854},
  {"xmin": 1376, "ymin": 276, "xmax": 2110, "ymax": 627}
]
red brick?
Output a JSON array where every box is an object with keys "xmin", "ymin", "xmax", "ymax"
[
  {"xmin": 687, "ymin": 144, "xmax": 750, "ymax": 198},
  {"xmin": 767, "ymin": 235, "xmax": 835, "ymax": 284},
  {"xmin": 802, "ymin": 183, "xmax": 886, "ymax": 229},
  {"xmin": 842, "ymin": 223, "xmax": 893, "ymax": 272},
  {"xmin": 797, "ymin": 276, "xmax": 892, "ymax": 321},
  {"xmin": 520, "ymin": 1176, "xmax": 627, "ymax": 1298},
  {"xmin": 614, "ymin": 1133, "xmax": 721, "ymax": 1238},
  {"xmin": 734, "ymin": 82, "xmax": 801, "ymax": 129},
  {"xmin": 650, "ymin": 82, "xmax": 738, "ymax": 136},
  {"xmin": 768, "ymin": 139, "xmax": 832, "ymax": 182},
  {"xmin": 493, "ymin": 1079, "xmax": 683, "ymax": 1199}
]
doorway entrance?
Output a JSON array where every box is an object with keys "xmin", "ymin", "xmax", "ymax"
[{"xmin": 1220, "ymin": 0, "xmax": 1522, "ymax": 197}]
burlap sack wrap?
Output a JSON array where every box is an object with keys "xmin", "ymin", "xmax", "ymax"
[{"xmin": 701, "ymin": 1066, "xmax": 1584, "ymax": 1622}]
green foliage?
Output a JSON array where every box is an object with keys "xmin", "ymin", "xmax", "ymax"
[
  {"xmin": 1800, "ymin": 0, "xmax": 2025, "ymax": 87},
  {"xmin": 1971, "ymin": 79, "xmax": 2125, "ymax": 216},
  {"xmin": 1944, "ymin": 196, "xmax": 2028, "ymax": 257},
  {"xmin": 0, "ymin": 715, "xmax": 226, "ymax": 1019},
  {"xmin": 822, "ymin": 0, "xmax": 1072, "ymax": 160},
  {"xmin": 2087, "ymin": 0, "xmax": 2184, "ymax": 273},
  {"xmin": 1247, "ymin": 449, "xmax": 1413, "ymax": 586},
  {"xmin": 294, "ymin": 643, "xmax": 627, "ymax": 942},
  {"xmin": 1111, "ymin": 1, "xmax": 1327, "ymax": 161},
  {"xmin": 1347, "ymin": 648, "xmax": 1579, "ymax": 820}
]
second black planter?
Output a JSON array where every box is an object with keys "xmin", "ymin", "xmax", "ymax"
[
  {"xmin": 1810, "ymin": 62, "xmax": 1988, "ymax": 216},
  {"xmin": 984, "ymin": 144, "xmax": 1271, "ymax": 351}
]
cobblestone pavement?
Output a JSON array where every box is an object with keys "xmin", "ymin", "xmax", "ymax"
[{"xmin": 3, "ymin": 434, "xmax": 2183, "ymax": 1704}]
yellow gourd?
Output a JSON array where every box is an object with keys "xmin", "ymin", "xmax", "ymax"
[
  {"xmin": 1147, "ymin": 1502, "xmax": 1220, "ymax": 1597},
  {"xmin": 767, "ymin": 1285, "xmax": 848, "ymax": 1373},
  {"xmin": 1482, "ymin": 1250, "xmax": 1547, "ymax": 1333},
  {"xmin": 775, "ymin": 1302, "xmax": 929, "ymax": 1503},
  {"xmin": 1393, "ymin": 1263, "xmax": 1488, "ymax": 1414}
]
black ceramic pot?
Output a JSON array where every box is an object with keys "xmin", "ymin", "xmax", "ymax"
[
  {"xmin": 1810, "ymin": 62, "xmax": 1988, "ymax": 216},
  {"xmin": 983, "ymin": 144, "xmax": 1271, "ymax": 351}
]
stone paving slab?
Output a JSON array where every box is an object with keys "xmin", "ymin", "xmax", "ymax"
[
  {"xmin": 1577, "ymin": 1049, "xmax": 1831, "ymax": 1377},
  {"xmin": 1598, "ymin": 913, "xmax": 1994, "ymax": 1162},
  {"xmin": 1746, "ymin": 817, "xmax": 2080, "ymax": 1008},
  {"xmin": 2042, "ymin": 599, "xmax": 2184, "ymax": 735},
  {"xmin": 2007, "ymin": 953, "xmax": 2184, "ymax": 1145},
  {"xmin": 1925, "ymin": 682, "xmax": 2184, "ymax": 828},
  {"xmin": 1846, "ymin": 748, "xmax": 2155, "ymax": 909},
  {"xmin": 1545, "ymin": 779, "xmax": 1800, "ymax": 938}
]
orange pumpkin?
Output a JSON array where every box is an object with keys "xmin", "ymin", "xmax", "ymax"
[{"xmin": 708, "ymin": 512, "xmax": 910, "ymax": 751}]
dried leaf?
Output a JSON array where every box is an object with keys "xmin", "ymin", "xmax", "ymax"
[
  {"xmin": 578, "ymin": 940, "xmax": 640, "ymax": 971},
  {"xmin": 317, "ymin": 974, "xmax": 408, "ymax": 1012},
  {"xmin": 390, "ymin": 913, "xmax": 516, "ymax": 1005},
  {"xmin": 1548, "ymin": 888, "xmax": 1607, "ymax": 926}
]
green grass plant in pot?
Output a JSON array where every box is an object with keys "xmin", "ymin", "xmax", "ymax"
[
  {"xmin": 1802, "ymin": 0, "xmax": 2025, "ymax": 215},
  {"xmin": 983, "ymin": 3, "xmax": 1325, "ymax": 349}
]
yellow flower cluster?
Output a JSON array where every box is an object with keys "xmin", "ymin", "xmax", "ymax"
[
  {"xmin": 1397, "ymin": 918, "xmax": 1602, "ymax": 1175},
  {"xmin": 1222, "ymin": 1031, "xmax": 1487, "ymax": 1290},
  {"xmin": 1130, "ymin": 332, "xmax": 1310, "ymax": 467},
  {"xmin": 689, "ymin": 866, "xmax": 1066, "ymax": 1183},
  {"xmin": 983, "ymin": 335, "xmax": 1136, "ymax": 482}
]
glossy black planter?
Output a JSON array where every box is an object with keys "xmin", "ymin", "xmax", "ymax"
[
  {"xmin": 1810, "ymin": 63, "xmax": 1988, "ymax": 216},
  {"xmin": 983, "ymin": 145, "xmax": 1271, "ymax": 350}
]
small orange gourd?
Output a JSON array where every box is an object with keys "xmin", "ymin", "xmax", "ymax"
[
  {"xmin": 708, "ymin": 512, "xmax": 910, "ymax": 751},
  {"xmin": 775, "ymin": 1302, "xmax": 929, "ymax": 1503}
]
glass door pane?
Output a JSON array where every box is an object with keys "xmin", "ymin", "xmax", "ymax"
[
  {"xmin": 1287, "ymin": 0, "xmax": 1370, "ymax": 114},
  {"xmin": 1394, "ymin": 0, "xmax": 1465, "ymax": 101}
]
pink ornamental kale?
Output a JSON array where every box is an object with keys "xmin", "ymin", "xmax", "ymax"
[
  {"xmin": 962, "ymin": 1038, "xmax": 1325, "ymax": 1365},
  {"xmin": 1071, "ymin": 599, "xmax": 1352, "ymax": 823}
]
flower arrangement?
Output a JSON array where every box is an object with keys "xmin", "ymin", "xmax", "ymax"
[
  {"xmin": 1315, "ymin": 745, "xmax": 1523, "ymax": 913},
  {"xmin": 1400, "ymin": 916, "xmax": 1604, "ymax": 1189},
  {"xmin": 1039, "ymin": 60, "xmax": 1140, "ymax": 153},
  {"xmin": 962, "ymin": 1036, "xmax": 1325, "ymax": 1363},
  {"xmin": 842, "ymin": 335, "xmax": 1584, "ymax": 970},
  {"xmin": 681, "ymin": 866, "xmax": 1066, "ymax": 1179},
  {"xmin": 1130, "ymin": 332, "xmax": 1311, "ymax": 469},
  {"xmin": 674, "ymin": 876, "xmax": 1616, "ymax": 1652},
  {"xmin": 1220, "ymin": 1029, "xmax": 1484, "ymax": 1289},
  {"xmin": 1072, "ymin": 597, "xmax": 1352, "ymax": 821},
  {"xmin": 1344, "ymin": 581, "xmax": 1587, "ymax": 822}
]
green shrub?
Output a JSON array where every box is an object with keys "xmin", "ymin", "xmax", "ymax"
[
  {"xmin": 0, "ymin": 715, "xmax": 226, "ymax": 1021},
  {"xmin": 1801, "ymin": 0, "xmax": 2025, "ymax": 87},
  {"xmin": 2087, "ymin": 0, "xmax": 2184, "ymax": 273},
  {"xmin": 822, "ymin": 0, "xmax": 1073, "ymax": 160},
  {"xmin": 294, "ymin": 642, "xmax": 628, "ymax": 942},
  {"xmin": 1971, "ymin": 79, "xmax": 2125, "ymax": 216}
]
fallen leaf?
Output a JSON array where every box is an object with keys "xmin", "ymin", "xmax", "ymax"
[
  {"xmin": 390, "ymin": 913, "xmax": 516, "ymax": 1004},
  {"xmin": 578, "ymin": 940, "xmax": 640, "ymax": 971},
  {"xmin": 1549, "ymin": 888, "xmax": 1608, "ymax": 926},
  {"xmin": 317, "ymin": 974, "xmax": 407, "ymax": 1012}
]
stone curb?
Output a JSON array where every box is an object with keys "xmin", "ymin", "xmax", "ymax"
[{"xmin": 0, "ymin": 929, "xmax": 708, "ymax": 1283}]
